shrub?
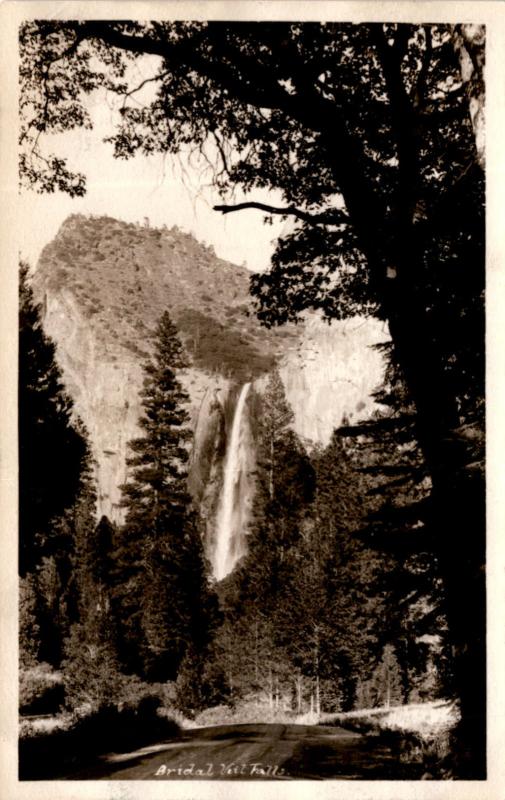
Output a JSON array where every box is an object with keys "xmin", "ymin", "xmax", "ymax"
[
  {"xmin": 61, "ymin": 623, "xmax": 178, "ymax": 716},
  {"xmin": 191, "ymin": 704, "xmax": 232, "ymax": 727},
  {"xmin": 114, "ymin": 675, "xmax": 177, "ymax": 713},
  {"xmin": 191, "ymin": 698, "xmax": 299, "ymax": 728},
  {"xmin": 19, "ymin": 663, "xmax": 64, "ymax": 715},
  {"xmin": 19, "ymin": 712, "xmax": 74, "ymax": 739},
  {"xmin": 61, "ymin": 624, "xmax": 125, "ymax": 712}
]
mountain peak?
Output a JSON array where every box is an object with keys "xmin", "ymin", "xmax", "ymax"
[
  {"xmin": 35, "ymin": 213, "xmax": 294, "ymax": 380},
  {"xmin": 31, "ymin": 213, "xmax": 386, "ymax": 521}
]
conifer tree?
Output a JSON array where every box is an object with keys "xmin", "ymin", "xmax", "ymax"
[
  {"xmin": 366, "ymin": 644, "xmax": 405, "ymax": 709},
  {"xmin": 62, "ymin": 499, "xmax": 124, "ymax": 712},
  {"xmin": 256, "ymin": 370, "xmax": 295, "ymax": 502},
  {"xmin": 19, "ymin": 262, "xmax": 86, "ymax": 576},
  {"xmin": 246, "ymin": 371, "xmax": 314, "ymax": 594},
  {"xmin": 40, "ymin": 438, "xmax": 97, "ymax": 670},
  {"xmin": 114, "ymin": 311, "xmax": 212, "ymax": 683},
  {"xmin": 88, "ymin": 516, "xmax": 116, "ymax": 613},
  {"xmin": 19, "ymin": 263, "xmax": 94, "ymax": 677},
  {"xmin": 280, "ymin": 432, "xmax": 384, "ymax": 712},
  {"xmin": 61, "ymin": 462, "xmax": 125, "ymax": 710},
  {"xmin": 19, "ymin": 575, "xmax": 41, "ymax": 668},
  {"xmin": 338, "ymin": 353, "xmax": 452, "ymax": 702}
]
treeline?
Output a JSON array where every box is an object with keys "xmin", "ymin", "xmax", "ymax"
[
  {"xmin": 20, "ymin": 262, "xmax": 449, "ymax": 721},
  {"xmin": 209, "ymin": 369, "xmax": 451, "ymax": 715}
]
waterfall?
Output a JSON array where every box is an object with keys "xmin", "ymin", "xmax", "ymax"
[{"xmin": 213, "ymin": 382, "xmax": 252, "ymax": 581}]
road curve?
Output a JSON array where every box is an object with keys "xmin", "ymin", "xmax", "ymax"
[{"xmin": 62, "ymin": 722, "xmax": 406, "ymax": 780}]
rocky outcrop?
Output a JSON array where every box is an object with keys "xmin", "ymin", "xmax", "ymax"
[
  {"xmin": 35, "ymin": 281, "xmax": 233, "ymax": 522},
  {"xmin": 279, "ymin": 314, "xmax": 387, "ymax": 446},
  {"xmin": 32, "ymin": 214, "xmax": 388, "ymax": 540},
  {"xmin": 35, "ymin": 286, "xmax": 145, "ymax": 518}
]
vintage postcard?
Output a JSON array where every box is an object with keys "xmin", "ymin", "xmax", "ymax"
[{"xmin": 1, "ymin": 2, "xmax": 504, "ymax": 799}]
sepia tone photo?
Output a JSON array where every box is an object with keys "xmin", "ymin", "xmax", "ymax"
[{"xmin": 4, "ymin": 2, "xmax": 495, "ymax": 793}]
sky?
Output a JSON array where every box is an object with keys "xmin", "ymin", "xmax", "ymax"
[{"xmin": 19, "ymin": 67, "xmax": 287, "ymax": 274}]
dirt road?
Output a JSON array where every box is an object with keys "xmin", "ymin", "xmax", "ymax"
[{"xmin": 62, "ymin": 722, "xmax": 408, "ymax": 780}]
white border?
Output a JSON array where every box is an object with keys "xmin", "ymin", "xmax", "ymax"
[{"xmin": 1, "ymin": 3, "xmax": 504, "ymax": 799}]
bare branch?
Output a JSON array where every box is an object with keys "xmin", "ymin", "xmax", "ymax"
[
  {"xmin": 213, "ymin": 201, "xmax": 348, "ymax": 226},
  {"xmin": 121, "ymin": 69, "xmax": 171, "ymax": 99},
  {"xmin": 212, "ymin": 130, "xmax": 231, "ymax": 179}
]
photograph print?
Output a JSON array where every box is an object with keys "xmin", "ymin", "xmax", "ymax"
[{"xmin": 15, "ymin": 7, "xmax": 486, "ymax": 784}]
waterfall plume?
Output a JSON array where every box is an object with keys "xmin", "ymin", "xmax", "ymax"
[{"xmin": 213, "ymin": 383, "xmax": 252, "ymax": 580}]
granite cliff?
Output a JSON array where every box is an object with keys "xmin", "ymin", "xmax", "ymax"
[{"xmin": 32, "ymin": 214, "xmax": 387, "ymax": 567}]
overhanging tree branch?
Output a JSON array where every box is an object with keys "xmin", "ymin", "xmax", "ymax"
[
  {"xmin": 213, "ymin": 201, "xmax": 348, "ymax": 226},
  {"xmin": 27, "ymin": 21, "xmax": 381, "ymax": 268},
  {"xmin": 73, "ymin": 22, "xmax": 377, "ymax": 226}
]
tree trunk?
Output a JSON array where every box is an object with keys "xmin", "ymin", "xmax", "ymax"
[
  {"xmin": 254, "ymin": 620, "xmax": 259, "ymax": 685},
  {"xmin": 268, "ymin": 665, "xmax": 274, "ymax": 711},
  {"xmin": 295, "ymin": 673, "xmax": 303, "ymax": 714},
  {"xmin": 269, "ymin": 437, "xmax": 274, "ymax": 500},
  {"xmin": 324, "ymin": 39, "xmax": 484, "ymax": 772},
  {"xmin": 314, "ymin": 627, "xmax": 321, "ymax": 717}
]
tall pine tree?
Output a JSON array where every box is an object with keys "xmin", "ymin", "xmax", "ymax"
[
  {"xmin": 113, "ymin": 311, "xmax": 212, "ymax": 685},
  {"xmin": 338, "ymin": 350, "xmax": 451, "ymax": 703},
  {"xmin": 36, "ymin": 436, "xmax": 97, "ymax": 669},
  {"xmin": 245, "ymin": 370, "xmax": 314, "ymax": 597}
]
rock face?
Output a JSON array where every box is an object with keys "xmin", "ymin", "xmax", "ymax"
[
  {"xmin": 32, "ymin": 214, "xmax": 387, "ymax": 567},
  {"xmin": 279, "ymin": 314, "xmax": 387, "ymax": 446},
  {"xmin": 32, "ymin": 213, "xmax": 287, "ymax": 522},
  {"xmin": 35, "ymin": 285, "xmax": 145, "ymax": 518}
]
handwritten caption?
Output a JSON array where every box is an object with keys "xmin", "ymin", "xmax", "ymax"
[{"xmin": 154, "ymin": 762, "xmax": 287, "ymax": 778}]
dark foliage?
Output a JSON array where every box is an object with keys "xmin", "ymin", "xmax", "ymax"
[
  {"xmin": 19, "ymin": 699, "xmax": 180, "ymax": 780},
  {"xmin": 210, "ymin": 374, "xmax": 390, "ymax": 715},
  {"xmin": 176, "ymin": 308, "xmax": 276, "ymax": 380}
]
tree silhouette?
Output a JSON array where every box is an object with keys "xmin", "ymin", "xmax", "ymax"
[{"xmin": 113, "ymin": 311, "xmax": 212, "ymax": 683}]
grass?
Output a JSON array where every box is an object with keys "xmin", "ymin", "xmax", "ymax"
[
  {"xmin": 322, "ymin": 700, "xmax": 460, "ymax": 778},
  {"xmin": 19, "ymin": 662, "xmax": 65, "ymax": 716},
  {"xmin": 189, "ymin": 698, "xmax": 307, "ymax": 728},
  {"xmin": 322, "ymin": 699, "xmax": 459, "ymax": 738}
]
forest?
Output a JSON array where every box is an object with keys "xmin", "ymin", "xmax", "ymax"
[
  {"xmin": 18, "ymin": 20, "xmax": 485, "ymax": 779},
  {"xmin": 20, "ymin": 264, "xmax": 451, "ymax": 768}
]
